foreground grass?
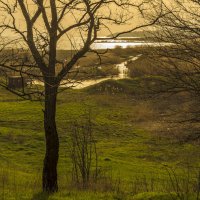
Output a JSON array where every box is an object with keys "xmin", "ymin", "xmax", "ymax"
[{"xmin": 0, "ymin": 78, "xmax": 200, "ymax": 199}]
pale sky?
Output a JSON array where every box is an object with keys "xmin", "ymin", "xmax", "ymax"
[
  {"xmin": 1, "ymin": 0, "xmax": 148, "ymax": 37},
  {"xmin": 0, "ymin": 0, "xmax": 171, "ymax": 50}
]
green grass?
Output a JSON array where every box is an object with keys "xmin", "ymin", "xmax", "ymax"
[
  {"xmin": 0, "ymin": 78, "xmax": 200, "ymax": 199},
  {"xmin": 133, "ymin": 192, "xmax": 175, "ymax": 200}
]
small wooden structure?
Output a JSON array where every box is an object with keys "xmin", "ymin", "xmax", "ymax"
[{"xmin": 8, "ymin": 76, "xmax": 26, "ymax": 89}]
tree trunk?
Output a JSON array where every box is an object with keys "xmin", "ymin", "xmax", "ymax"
[{"xmin": 42, "ymin": 82, "xmax": 59, "ymax": 193}]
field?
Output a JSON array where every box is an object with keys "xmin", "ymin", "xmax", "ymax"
[
  {"xmin": 0, "ymin": 48, "xmax": 200, "ymax": 200},
  {"xmin": 0, "ymin": 78, "xmax": 200, "ymax": 199}
]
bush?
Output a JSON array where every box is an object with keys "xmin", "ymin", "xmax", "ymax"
[
  {"xmin": 128, "ymin": 56, "xmax": 164, "ymax": 78},
  {"xmin": 69, "ymin": 116, "xmax": 98, "ymax": 189}
]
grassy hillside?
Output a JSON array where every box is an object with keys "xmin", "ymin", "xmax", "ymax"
[{"xmin": 0, "ymin": 77, "xmax": 200, "ymax": 199}]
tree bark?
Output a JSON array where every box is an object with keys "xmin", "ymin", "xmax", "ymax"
[{"xmin": 42, "ymin": 82, "xmax": 59, "ymax": 193}]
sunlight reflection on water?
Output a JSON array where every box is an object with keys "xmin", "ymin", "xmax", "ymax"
[{"xmin": 91, "ymin": 42, "xmax": 168, "ymax": 49}]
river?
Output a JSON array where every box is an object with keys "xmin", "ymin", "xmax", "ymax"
[
  {"xmin": 33, "ymin": 37, "xmax": 169, "ymax": 89},
  {"xmin": 32, "ymin": 54, "xmax": 142, "ymax": 89}
]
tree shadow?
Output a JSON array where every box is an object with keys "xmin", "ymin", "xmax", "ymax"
[{"xmin": 31, "ymin": 192, "xmax": 49, "ymax": 200}]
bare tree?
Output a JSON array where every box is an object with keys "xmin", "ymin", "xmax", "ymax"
[
  {"xmin": 139, "ymin": 0, "xmax": 200, "ymax": 125},
  {"xmin": 69, "ymin": 113, "xmax": 98, "ymax": 189},
  {"xmin": 149, "ymin": 0, "xmax": 200, "ymax": 95},
  {"xmin": 0, "ymin": 0, "xmax": 162, "ymax": 193}
]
